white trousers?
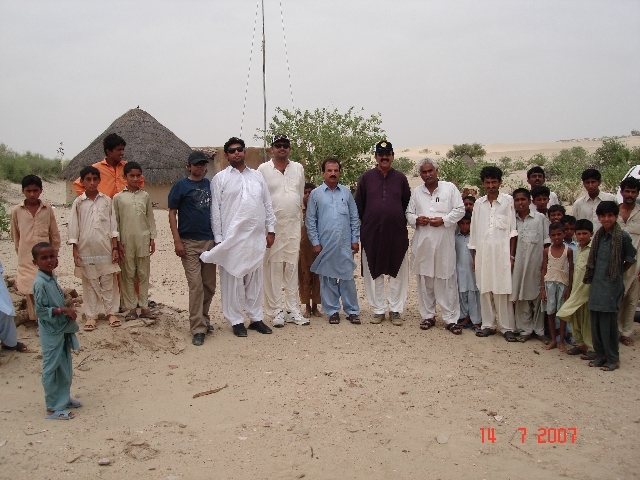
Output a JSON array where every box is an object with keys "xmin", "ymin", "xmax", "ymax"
[
  {"xmin": 618, "ymin": 277, "xmax": 639, "ymax": 338},
  {"xmin": 219, "ymin": 265, "xmax": 264, "ymax": 326},
  {"xmin": 514, "ymin": 298, "xmax": 545, "ymax": 336},
  {"xmin": 480, "ymin": 292, "xmax": 515, "ymax": 333},
  {"xmin": 82, "ymin": 274, "xmax": 119, "ymax": 319},
  {"xmin": 362, "ymin": 252, "xmax": 409, "ymax": 314},
  {"xmin": 416, "ymin": 273, "xmax": 460, "ymax": 324},
  {"xmin": 263, "ymin": 259, "xmax": 300, "ymax": 316}
]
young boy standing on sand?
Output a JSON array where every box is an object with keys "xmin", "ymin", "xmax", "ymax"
[
  {"xmin": 299, "ymin": 183, "xmax": 321, "ymax": 319},
  {"xmin": 455, "ymin": 212, "xmax": 481, "ymax": 330},
  {"xmin": 68, "ymin": 166, "xmax": 121, "ymax": 331},
  {"xmin": 557, "ymin": 219, "xmax": 595, "ymax": 359},
  {"xmin": 572, "ymin": 169, "xmax": 615, "ymax": 230},
  {"xmin": 113, "ymin": 162, "xmax": 157, "ymax": 322},
  {"xmin": 584, "ymin": 201, "xmax": 636, "ymax": 371},
  {"xmin": 541, "ymin": 223, "xmax": 573, "ymax": 351},
  {"xmin": 32, "ymin": 242, "xmax": 80, "ymax": 420},
  {"xmin": 510, "ymin": 188, "xmax": 548, "ymax": 342},
  {"xmin": 531, "ymin": 185, "xmax": 551, "ymax": 217},
  {"xmin": 469, "ymin": 166, "xmax": 518, "ymax": 342},
  {"xmin": 10, "ymin": 175, "xmax": 61, "ymax": 321}
]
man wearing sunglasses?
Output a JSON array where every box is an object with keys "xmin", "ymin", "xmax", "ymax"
[
  {"xmin": 200, "ymin": 137, "xmax": 276, "ymax": 338},
  {"xmin": 258, "ymin": 135, "xmax": 308, "ymax": 327}
]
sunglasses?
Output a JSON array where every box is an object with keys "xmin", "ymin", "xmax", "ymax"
[
  {"xmin": 227, "ymin": 147, "xmax": 244, "ymax": 153},
  {"xmin": 272, "ymin": 143, "xmax": 290, "ymax": 149}
]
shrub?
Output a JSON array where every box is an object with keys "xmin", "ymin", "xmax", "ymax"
[
  {"xmin": 0, "ymin": 202, "xmax": 9, "ymax": 237},
  {"xmin": 393, "ymin": 156, "xmax": 415, "ymax": 175},
  {"xmin": 0, "ymin": 143, "xmax": 61, "ymax": 183},
  {"xmin": 445, "ymin": 143, "xmax": 486, "ymax": 160}
]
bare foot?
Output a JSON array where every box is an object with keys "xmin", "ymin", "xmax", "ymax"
[
  {"xmin": 312, "ymin": 306, "xmax": 322, "ymax": 317},
  {"xmin": 620, "ymin": 336, "xmax": 634, "ymax": 346},
  {"xmin": 303, "ymin": 306, "xmax": 311, "ymax": 319},
  {"xmin": 558, "ymin": 341, "xmax": 567, "ymax": 353},
  {"xmin": 544, "ymin": 340, "xmax": 557, "ymax": 350}
]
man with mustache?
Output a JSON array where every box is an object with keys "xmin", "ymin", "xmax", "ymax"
[
  {"xmin": 616, "ymin": 176, "xmax": 640, "ymax": 347},
  {"xmin": 305, "ymin": 158, "xmax": 361, "ymax": 325},
  {"xmin": 355, "ymin": 141, "xmax": 411, "ymax": 326}
]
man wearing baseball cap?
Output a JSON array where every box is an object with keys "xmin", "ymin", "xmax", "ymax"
[
  {"xmin": 258, "ymin": 135, "xmax": 308, "ymax": 327},
  {"xmin": 355, "ymin": 141, "xmax": 411, "ymax": 325}
]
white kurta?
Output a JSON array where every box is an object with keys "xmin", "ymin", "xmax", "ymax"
[
  {"xmin": 406, "ymin": 181, "xmax": 465, "ymax": 278},
  {"xmin": 572, "ymin": 191, "xmax": 616, "ymax": 230},
  {"xmin": 200, "ymin": 166, "xmax": 276, "ymax": 278},
  {"xmin": 257, "ymin": 160, "xmax": 305, "ymax": 263},
  {"xmin": 468, "ymin": 193, "xmax": 518, "ymax": 295}
]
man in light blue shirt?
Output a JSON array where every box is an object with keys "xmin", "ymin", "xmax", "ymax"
[{"xmin": 305, "ymin": 157, "xmax": 361, "ymax": 325}]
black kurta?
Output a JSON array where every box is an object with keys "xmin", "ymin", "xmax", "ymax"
[{"xmin": 355, "ymin": 167, "xmax": 411, "ymax": 279}]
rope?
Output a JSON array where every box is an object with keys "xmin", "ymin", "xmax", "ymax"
[
  {"xmin": 240, "ymin": 1, "xmax": 261, "ymax": 137},
  {"xmin": 279, "ymin": 0, "xmax": 294, "ymax": 110}
]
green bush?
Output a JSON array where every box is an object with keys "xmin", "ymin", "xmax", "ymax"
[
  {"xmin": 445, "ymin": 143, "xmax": 486, "ymax": 160},
  {"xmin": 393, "ymin": 156, "xmax": 415, "ymax": 175},
  {"xmin": 0, "ymin": 202, "xmax": 9, "ymax": 237},
  {"xmin": 0, "ymin": 143, "xmax": 61, "ymax": 183},
  {"xmin": 437, "ymin": 156, "xmax": 513, "ymax": 195}
]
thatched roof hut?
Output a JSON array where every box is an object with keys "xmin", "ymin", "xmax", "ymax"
[{"xmin": 60, "ymin": 108, "xmax": 194, "ymax": 184}]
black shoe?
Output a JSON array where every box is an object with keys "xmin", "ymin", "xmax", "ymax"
[
  {"xmin": 148, "ymin": 300, "xmax": 157, "ymax": 308},
  {"xmin": 192, "ymin": 333, "xmax": 205, "ymax": 346},
  {"xmin": 248, "ymin": 321, "xmax": 272, "ymax": 334},
  {"xmin": 206, "ymin": 321, "xmax": 214, "ymax": 333},
  {"xmin": 232, "ymin": 323, "xmax": 248, "ymax": 337}
]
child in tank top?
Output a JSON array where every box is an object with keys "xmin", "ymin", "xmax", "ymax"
[{"xmin": 541, "ymin": 222, "xmax": 573, "ymax": 351}]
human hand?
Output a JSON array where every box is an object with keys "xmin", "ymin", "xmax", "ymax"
[
  {"xmin": 174, "ymin": 240, "xmax": 186, "ymax": 257},
  {"xmin": 149, "ymin": 239, "xmax": 155, "ymax": 255},
  {"xmin": 111, "ymin": 249, "xmax": 120, "ymax": 264},
  {"xmin": 541, "ymin": 290, "xmax": 547, "ymax": 302},
  {"xmin": 61, "ymin": 307, "xmax": 77, "ymax": 321},
  {"xmin": 351, "ymin": 243, "xmax": 359, "ymax": 255},
  {"xmin": 416, "ymin": 216, "xmax": 430, "ymax": 227},
  {"xmin": 266, "ymin": 233, "xmax": 275, "ymax": 248},
  {"xmin": 73, "ymin": 251, "xmax": 82, "ymax": 267},
  {"xmin": 313, "ymin": 245, "xmax": 322, "ymax": 255},
  {"xmin": 428, "ymin": 217, "xmax": 444, "ymax": 227},
  {"xmin": 117, "ymin": 242, "xmax": 125, "ymax": 261}
]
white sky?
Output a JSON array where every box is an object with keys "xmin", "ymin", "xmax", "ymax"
[{"xmin": 1, "ymin": 0, "xmax": 639, "ymax": 159}]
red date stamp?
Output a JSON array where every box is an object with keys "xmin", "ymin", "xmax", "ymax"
[{"xmin": 480, "ymin": 427, "xmax": 578, "ymax": 444}]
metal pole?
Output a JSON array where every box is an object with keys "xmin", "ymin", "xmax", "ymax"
[{"xmin": 262, "ymin": 0, "xmax": 267, "ymax": 162}]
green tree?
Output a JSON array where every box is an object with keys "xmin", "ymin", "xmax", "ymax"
[
  {"xmin": 445, "ymin": 142, "xmax": 486, "ymax": 160},
  {"xmin": 256, "ymin": 107, "xmax": 385, "ymax": 189},
  {"xmin": 392, "ymin": 156, "xmax": 415, "ymax": 175}
]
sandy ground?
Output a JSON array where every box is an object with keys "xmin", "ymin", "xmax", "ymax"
[{"xmin": 1, "ymin": 142, "xmax": 639, "ymax": 479}]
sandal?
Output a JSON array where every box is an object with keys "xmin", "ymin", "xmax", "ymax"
[
  {"xmin": 83, "ymin": 318, "xmax": 97, "ymax": 331},
  {"xmin": 600, "ymin": 362, "xmax": 619, "ymax": 372},
  {"xmin": 1, "ymin": 341, "xmax": 28, "ymax": 352},
  {"xmin": 45, "ymin": 409, "xmax": 75, "ymax": 420},
  {"xmin": 329, "ymin": 313, "xmax": 340, "ymax": 324},
  {"xmin": 620, "ymin": 336, "xmax": 634, "ymax": 346},
  {"xmin": 580, "ymin": 351, "xmax": 598, "ymax": 360},
  {"xmin": 67, "ymin": 398, "xmax": 82, "ymax": 408},
  {"xmin": 589, "ymin": 357, "xmax": 607, "ymax": 368},
  {"xmin": 108, "ymin": 315, "xmax": 121, "ymax": 328},
  {"xmin": 348, "ymin": 314, "xmax": 361, "ymax": 324},
  {"xmin": 446, "ymin": 323, "xmax": 463, "ymax": 335},
  {"xmin": 420, "ymin": 319, "xmax": 436, "ymax": 330},
  {"xmin": 516, "ymin": 335, "xmax": 532, "ymax": 343},
  {"xmin": 139, "ymin": 311, "xmax": 158, "ymax": 319},
  {"xmin": 503, "ymin": 331, "xmax": 518, "ymax": 342},
  {"xmin": 566, "ymin": 346, "xmax": 585, "ymax": 355},
  {"xmin": 475, "ymin": 328, "xmax": 495, "ymax": 337},
  {"xmin": 124, "ymin": 312, "xmax": 138, "ymax": 321}
]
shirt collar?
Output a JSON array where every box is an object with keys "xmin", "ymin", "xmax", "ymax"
[
  {"xmin": 79, "ymin": 191, "xmax": 107, "ymax": 201},
  {"xmin": 322, "ymin": 183, "xmax": 343, "ymax": 192},
  {"xmin": 36, "ymin": 269, "xmax": 56, "ymax": 282},
  {"xmin": 478, "ymin": 193, "xmax": 503, "ymax": 204}
]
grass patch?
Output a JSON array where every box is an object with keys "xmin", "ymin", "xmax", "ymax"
[{"xmin": 0, "ymin": 143, "xmax": 62, "ymax": 184}]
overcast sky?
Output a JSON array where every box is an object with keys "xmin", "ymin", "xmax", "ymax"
[{"xmin": 1, "ymin": 0, "xmax": 639, "ymax": 159}]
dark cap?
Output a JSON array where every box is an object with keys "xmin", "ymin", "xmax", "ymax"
[
  {"xmin": 224, "ymin": 137, "xmax": 245, "ymax": 153},
  {"xmin": 188, "ymin": 151, "xmax": 209, "ymax": 165},
  {"xmin": 271, "ymin": 134, "xmax": 290, "ymax": 146},
  {"xmin": 375, "ymin": 141, "xmax": 393, "ymax": 153}
]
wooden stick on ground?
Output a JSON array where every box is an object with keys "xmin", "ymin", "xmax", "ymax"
[{"xmin": 193, "ymin": 383, "xmax": 228, "ymax": 399}]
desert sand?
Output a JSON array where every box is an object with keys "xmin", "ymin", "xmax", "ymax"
[{"xmin": 1, "ymin": 139, "xmax": 639, "ymax": 479}]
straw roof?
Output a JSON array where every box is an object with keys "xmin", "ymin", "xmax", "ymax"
[{"xmin": 60, "ymin": 108, "xmax": 195, "ymax": 184}]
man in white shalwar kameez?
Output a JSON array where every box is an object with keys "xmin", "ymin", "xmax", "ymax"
[
  {"xmin": 406, "ymin": 158, "xmax": 465, "ymax": 333},
  {"xmin": 200, "ymin": 137, "xmax": 276, "ymax": 338},
  {"xmin": 258, "ymin": 134, "xmax": 307, "ymax": 327},
  {"xmin": 468, "ymin": 166, "xmax": 519, "ymax": 341}
]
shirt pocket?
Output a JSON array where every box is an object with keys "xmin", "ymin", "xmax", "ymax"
[
  {"xmin": 134, "ymin": 199, "xmax": 147, "ymax": 216},
  {"xmin": 520, "ymin": 229, "xmax": 537, "ymax": 244},
  {"xmin": 337, "ymin": 200, "xmax": 349, "ymax": 215},
  {"xmin": 97, "ymin": 203, "xmax": 112, "ymax": 226},
  {"xmin": 246, "ymin": 180, "xmax": 262, "ymax": 197},
  {"xmin": 495, "ymin": 214, "xmax": 509, "ymax": 230}
]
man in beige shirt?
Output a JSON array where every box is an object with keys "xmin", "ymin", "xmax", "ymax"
[
  {"xmin": 572, "ymin": 168, "xmax": 615, "ymax": 230},
  {"xmin": 258, "ymin": 135, "xmax": 307, "ymax": 327},
  {"xmin": 616, "ymin": 177, "xmax": 640, "ymax": 346}
]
